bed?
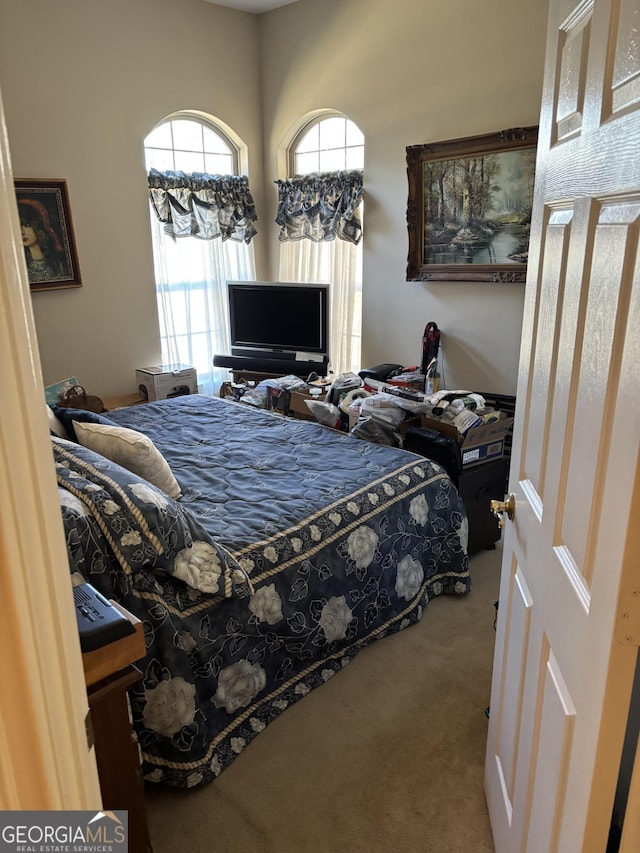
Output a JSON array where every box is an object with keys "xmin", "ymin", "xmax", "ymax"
[{"xmin": 51, "ymin": 394, "xmax": 470, "ymax": 790}]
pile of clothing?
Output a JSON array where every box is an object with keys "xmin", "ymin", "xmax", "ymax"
[
  {"xmin": 335, "ymin": 379, "xmax": 494, "ymax": 447},
  {"xmin": 226, "ymin": 370, "xmax": 498, "ymax": 449}
]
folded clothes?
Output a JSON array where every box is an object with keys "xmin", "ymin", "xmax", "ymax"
[{"xmin": 423, "ymin": 390, "xmax": 486, "ymax": 420}]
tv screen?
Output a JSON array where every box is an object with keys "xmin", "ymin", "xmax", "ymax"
[{"xmin": 227, "ymin": 281, "xmax": 329, "ymax": 359}]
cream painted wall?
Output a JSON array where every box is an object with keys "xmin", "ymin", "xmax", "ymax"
[
  {"xmin": 0, "ymin": 0, "xmax": 264, "ymax": 395},
  {"xmin": 0, "ymin": 0, "xmax": 548, "ymax": 398},
  {"xmin": 260, "ymin": 0, "xmax": 549, "ymax": 394}
]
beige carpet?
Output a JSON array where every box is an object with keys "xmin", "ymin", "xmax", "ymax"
[{"xmin": 145, "ymin": 544, "xmax": 501, "ymax": 853}]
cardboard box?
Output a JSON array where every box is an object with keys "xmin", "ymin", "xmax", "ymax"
[
  {"xmin": 418, "ymin": 412, "xmax": 514, "ymax": 467},
  {"xmin": 135, "ymin": 364, "xmax": 198, "ymax": 402},
  {"xmin": 289, "ymin": 389, "xmax": 317, "ymax": 421},
  {"xmin": 289, "ymin": 389, "xmax": 356, "ymax": 429}
]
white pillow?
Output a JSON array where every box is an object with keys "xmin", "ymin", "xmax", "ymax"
[
  {"xmin": 72, "ymin": 420, "xmax": 182, "ymax": 499},
  {"xmin": 47, "ymin": 405, "xmax": 69, "ymax": 438}
]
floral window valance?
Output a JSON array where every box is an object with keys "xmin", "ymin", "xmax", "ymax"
[
  {"xmin": 275, "ymin": 170, "xmax": 363, "ymax": 245},
  {"xmin": 147, "ymin": 168, "xmax": 257, "ymax": 243}
]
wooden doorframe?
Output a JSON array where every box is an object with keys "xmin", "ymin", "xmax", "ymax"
[{"xmin": 0, "ymin": 85, "xmax": 101, "ymax": 808}]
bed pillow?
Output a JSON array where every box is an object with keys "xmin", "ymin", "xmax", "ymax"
[
  {"xmin": 53, "ymin": 436, "xmax": 251, "ymax": 600},
  {"xmin": 72, "ymin": 420, "xmax": 182, "ymax": 499},
  {"xmin": 50, "ymin": 404, "xmax": 116, "ymax": 442},
  {"xmin": 47, "ymin": 405, "xmax": 69, "ymax": 438}
]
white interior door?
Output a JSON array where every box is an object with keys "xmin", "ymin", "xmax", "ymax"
[{"xmin": 484, "ymin": 0, "xmax": 640, "ymax": 850}]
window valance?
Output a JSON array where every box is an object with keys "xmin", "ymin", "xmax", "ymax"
[
  {"xmin": 275, "ymin": 170, "xmax": 363, "ymax": 245},
  {"xmin": 147, "ymin": 168, "xmax": 257, "ymax": 243}
]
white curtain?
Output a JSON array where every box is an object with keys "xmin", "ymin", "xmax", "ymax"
[
  {"xmin": 150, "ymin": 214, "xmax": 255, "ymax": 395},
  {"xmin": 275, "ymin": 170, "xmax": 363, "ymax": 376},
  {"xmin": 278, "ymin": 239, "xmax": 362, "ymax": 375}
]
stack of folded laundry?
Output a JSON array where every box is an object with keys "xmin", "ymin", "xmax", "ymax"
[{"xmin": 422, "ymin": 390, "xmax": 501, "ymax": 434}]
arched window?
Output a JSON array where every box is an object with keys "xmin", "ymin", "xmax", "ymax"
[
  {"xmin": 279, "ymin": 114, "xmax": 364, "ymax": 375},
  {"xmin": 291, "ymin": 115, "xmax": 364, "ymax": 174},
  {"xmin": 144, "ymin": 114, "xmax": 255, "ymax": 395},
  {"xmin": 145, "ymin": 116, "xmax": 237, "ymax": 174}
]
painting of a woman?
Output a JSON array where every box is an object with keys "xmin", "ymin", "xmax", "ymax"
[
  {"xmin": 14, "ymin": 179, "xmax": 82, "ymax": 291},
  {"xmin": 18, "ymin": 198, "xmax": 68, "ymax": 282}
]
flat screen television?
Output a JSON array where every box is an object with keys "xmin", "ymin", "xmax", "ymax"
[{"xmin": 227, "ymin": 281, "xmax": 330, "ymax": 362}]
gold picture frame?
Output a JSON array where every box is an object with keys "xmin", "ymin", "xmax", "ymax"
[
  {"xmin": 15, "ymin": 178, "xmax": 82, "ymax": 292},
  {"xmin": 406, "ymin": 126, "xmax": 538, "ymax": 282}
]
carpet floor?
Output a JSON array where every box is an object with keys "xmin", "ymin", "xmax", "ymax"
[{"xmin": 145, "ymin": 543, "xmax": 501, "ymax": 852}]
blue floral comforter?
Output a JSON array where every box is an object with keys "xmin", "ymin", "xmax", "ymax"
[{"xmin": 57, "ymin": 395, "xmax": 470, "ymax": 789}]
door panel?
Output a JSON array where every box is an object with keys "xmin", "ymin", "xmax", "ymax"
[
  {"xmin": 562, "ymin": 202, "xmax": 638, "ymax": 579},
  {"xmin": 499, "ymin": 568, "xmax": 533, "ymax": 802},
  {"xmin": 527, "ymin": 652, "xmax": 576, "ymax": 852},
  {"xmin": 485, "ymin": 1, "xmax": 640, "ymax": 850},
  {"xmin": 609, "ymin": 0, "xmax": 640, "ymax": 115},
  {"xmin": 523, "ymin": 207, "xmax": 572, "ymax": 500},
  {"xmin": 556, "ymin": 6, "xmax": 590, "ymax": 140}
]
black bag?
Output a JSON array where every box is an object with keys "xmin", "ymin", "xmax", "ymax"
[{"xmin": 403, "ymin": 426, "xmax": 463, "ymax": 486}]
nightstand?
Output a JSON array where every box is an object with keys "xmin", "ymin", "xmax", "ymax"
[
  {"xmin": 102, "ymin": 393, "xmax": 147, "ymax": 411},
  {"xmin": 83, "ymin": 603, "xmax": 153, "ymax": 853}
]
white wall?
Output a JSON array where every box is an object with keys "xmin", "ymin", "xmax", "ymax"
[
  {"xmin": 0, "ymin": 0, "xmax": 264, "ymax": 395},
  {"xmin": 260, "ymin": 0, "xmax": 549, "ymax": 393},
  {"xmin": 0, "ymin": 0, "xmax": 548, "ymax": 397}
]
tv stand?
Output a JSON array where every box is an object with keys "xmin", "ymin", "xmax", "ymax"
[
  {"xmin": 227, "ymin": 369, "xmax": 295, "ymax": 385},
  {"xmin": 213, "ymin": 353, "xmax": 329, "ymax": 378}
]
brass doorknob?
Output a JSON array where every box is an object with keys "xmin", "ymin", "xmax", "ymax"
[{"xmin": 490, "ymin": 493, "xmax": 516, "ymax": 528}]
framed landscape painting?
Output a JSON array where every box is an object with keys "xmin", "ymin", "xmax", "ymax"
[
  {"xmin": 406, "ymin": 126, "xmax": 538, "ymax": 282},
  {"xmin": 14, "ymin": 178, "xmax": 82, "ymax": 292}
]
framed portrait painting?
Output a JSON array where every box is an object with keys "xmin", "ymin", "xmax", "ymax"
[
  {"xmin": 406, "ymin": 126, "xmax": 538, "ymax": 282},
  {"xmin": 14, "ymin": 178, "xmax": 82, "ymax": 292}
]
